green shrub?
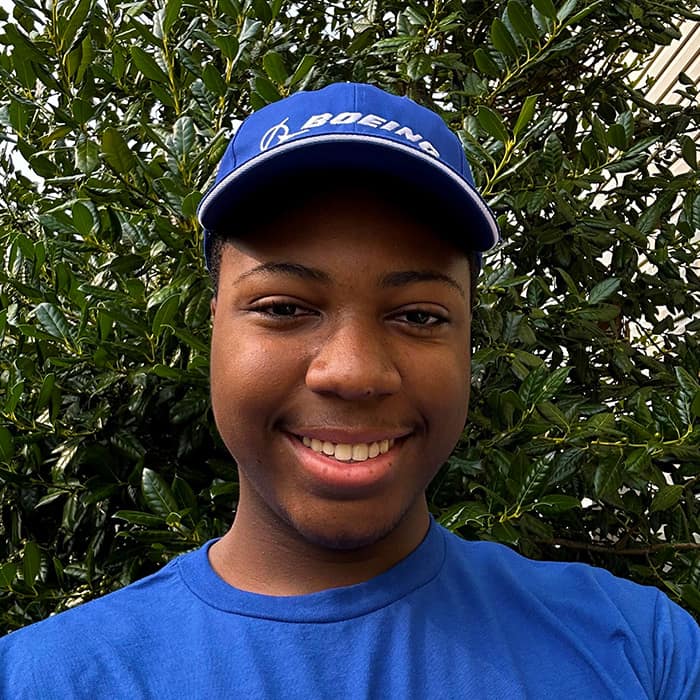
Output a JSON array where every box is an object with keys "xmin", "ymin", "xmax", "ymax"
[{"xmin": 1, "ymin": 0, "xmax": 698, "ymax": 630}]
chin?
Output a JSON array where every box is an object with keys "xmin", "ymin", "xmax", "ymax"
[{"xmin": 288, "ymin": 507, "xmax": 409, "ymax": 552}]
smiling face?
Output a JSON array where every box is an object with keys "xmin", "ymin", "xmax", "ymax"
[{"xmin": 210, "ymin": 185, "xmax": 471, "ymax": 555}]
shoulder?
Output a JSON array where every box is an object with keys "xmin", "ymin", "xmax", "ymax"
[
  {"xmin": 437, "ymin": 526, "xmax": 700, "ymax": 698},
  {"xmin": 0, "ymin": 550, "xmax": 193, "ymax": 698},
  {"xmin": 439, "ymin": 525, "xmax": 687, "ymax": 617},
  {"xmin": 442, "ymin": 524, "xmax": 658, "ymax": 603}
]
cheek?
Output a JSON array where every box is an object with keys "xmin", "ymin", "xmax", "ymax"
[
  {"xmin": 429, "ymin": 346, "xmax": 470, "ymax": 426},
  {"xmin": 210, "ymin": 325, "xmax": 304, "ymax": 441}
]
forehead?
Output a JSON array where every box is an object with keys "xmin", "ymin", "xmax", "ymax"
[{"xmin": 219, "ymin": 182, "xmax": 471, "ymax": 291}]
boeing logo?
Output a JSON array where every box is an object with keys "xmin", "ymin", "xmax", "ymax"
[
  {"xmin": 259, "ymin": 118, "xmax": 310, "ymax": 151},
  {"xmin": 259, "ymin": 112, "xmax": 440, "ymax": 158}
]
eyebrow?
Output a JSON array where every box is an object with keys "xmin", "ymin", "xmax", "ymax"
[
  {"xmin": 235, "ymin": 262, "xmax": 465, "ymax": 299},
  {"xmin": 234, "ymin": 262, "xmax": 332, "ymax": 285},
  {"xmin": 380, "ymin": 270, "xmax": 466, "ymax": 299}
]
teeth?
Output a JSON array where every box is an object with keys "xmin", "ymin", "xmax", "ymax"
[
  {"xmin": 352, "ymin": 444, "xmax": 369, "ymax": 461},
  {"xmin": 300, "ymin": 436, "xmax": 396, "ymax": 461},
  {"xmin": 334, "ymin": 444, "xmax": 353, "ymax": 461}
]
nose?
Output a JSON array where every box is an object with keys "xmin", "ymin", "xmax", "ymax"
[{"xmin": 305, "ymin": 317, "xmax": 402, "ymax": 400}]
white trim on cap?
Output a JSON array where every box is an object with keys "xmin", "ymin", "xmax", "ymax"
[{"xmin": 198, "ymin": 133, "xmax": 499, "ymax": 250}]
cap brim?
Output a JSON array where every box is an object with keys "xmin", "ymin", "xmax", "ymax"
[{"xmin": 198, "ymin": 134, "xmax": 499, "ymax": 252}]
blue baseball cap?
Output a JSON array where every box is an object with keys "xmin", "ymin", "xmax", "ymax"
[{"xmin": 198, "ymin": 82, "xmax": 499, "ymax": 264}]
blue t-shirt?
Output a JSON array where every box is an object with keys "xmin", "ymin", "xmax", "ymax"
[{"xmin": 2, "ymin": 521, "xmax": 699, "ymax": 698}]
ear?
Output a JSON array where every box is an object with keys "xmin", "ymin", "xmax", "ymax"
[{"xmin": 210, "ymin": 297, "xmax": 217, "ymax": 319}]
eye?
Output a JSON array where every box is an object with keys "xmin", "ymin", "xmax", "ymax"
[
  {"xmin": 262, "ymin": 302, "xmax": 305, "ymax": 317},
  {"xmin": 393, "ymin": 308, "xmax": 448, "ymax": 327},
  {"xmin": 249, "ymin": 299, "xmax": 317, "ymax": 319}
]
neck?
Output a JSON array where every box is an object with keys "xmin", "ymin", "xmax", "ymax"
[{"xmin": 208, "ymin": 495, "xmax": 431, "ymax": 596}]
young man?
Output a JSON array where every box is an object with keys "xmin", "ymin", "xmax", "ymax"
[{"xmin": 2, "ymin": 83, "xmax": 699, "ymax": 698}]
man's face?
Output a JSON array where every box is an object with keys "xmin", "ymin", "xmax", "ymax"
[{"xmin": 210, "ymin": 187, "xmax": 471, "ymax": 551}]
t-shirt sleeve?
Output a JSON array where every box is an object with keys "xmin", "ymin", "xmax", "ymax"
[{"xmin": 652, "ymin": 590, "xmax": 700, "ymax": 699}]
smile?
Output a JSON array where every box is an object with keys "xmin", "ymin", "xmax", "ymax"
[{"xmin": 299, "ymin": 436, "xmax": 396, "ymax": 462}]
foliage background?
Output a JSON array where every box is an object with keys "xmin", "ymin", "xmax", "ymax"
[{"xmin": 0, "ymin": 0, "xmax": 699, "ymax": 631}]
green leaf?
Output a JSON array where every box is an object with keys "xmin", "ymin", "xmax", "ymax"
[
  {"xmin": 252, "ymin": 0, "xmax": 272, "ymax": 22},
  {"xmin": 34, "ymin": 302, "xmax": 74, "ymax": 344},
  {"xmin": 618, "ymin": 111, "xmax": 634, "ymax": 142},
  {"xmin": 587, "ymin": 277, "xmax": 620, "ymax": 304},
  {"xmin": 102, "ymin": 128, "xmax": 136, "ymax": 174},
  {"xmin": 474, "ymin": 48, "xmax": 501, "ymax": 77},
  {"xmin": 71, "ymin": 97, "xmax": 93, "ymax": 124},
  {"xmin": 491, "ymin": 18, "xmax": 518, "ymax": 58},
  {"xmin": 675, "ymin": 367, "xmax": 700, "ymax": 397},
  {"xmin": 624, "ymin": 447, "xmax": 650, "ymax": 474},
  {"xmin": 114, "ymin": 510, "xmax": 168, "ymax": 527},
  {"xmin": 263, "ymin": 51, "xmax": 288, "ymax": 83},
  {"xmin": 532, "ymin": 0, "xmax": 558, "ymax": 20},
  {"xmin": 681, "ymin": 135, "xmax": 697, "ymax": 170},
  {"xmin": 72, "ymin": 201, "xmax": 94, "ymax": 236},
  {"xmin": 691, "ymin": 391, "xmax": 700, "ymax": 419},
  {"xmin": 130, "ymin": 46, "xmax": 169, "ymax": 84},
  {"xmin": 560, "ymin": 0, "xmax": 601, "ymax": 29},
  {"xmin": 142, "ymin": 468, "xmax": 179, "ymax": 518},
  {"xmin": 575, "ymin": 304, "xmax": 620, "ymax": 321},
  {"xmin": 491, "ymin": 521, "xmax": 520, "ymax": 544},
  {"xmin": 75, "ymin": 138, "xmax": 100, "ymax": 174},
  {"xmin": 516, "ymin": 458, "xmax": 552, "ymax": 505},
  {"xmin": 607, "ymin": 123, "xmax": 627, "ymax": 150},
  {"xmin": 531, "ymin": 494, "xmax": 581, "ymax": 513},
  {"xmin": 152, "ymin": 294, "xmax": 180, "ymax": 334},
  {"xmin": 0, "ymin": 427, "xmax": 14, "ymax": 461},
  {"xmin": 556, "ymin": 0, "xmax": 578, "ymax": 21},
  {"xmin": 407, "ymin": 54, "xmax": 432, "ymax": 80},
  {"xmin": 61, "ymin": 0, "xmax": 93, "ymax": 52},
  {"xmin": 163, "ymin": 0, "xmax": 183, "ymax": 35},
  {"xmin": 213, "ymin": 33, "xmax": 239, "ymax": 60},
  {"xmin": 681, "ymin": 584, "xmax": 700, "ymax": 614},
  {"xmin": 513, "ymin": 94, "xmax": 539, "ymax": 138},
  {"xmin": 239, "ymin": 18, "xmax": 263, "ymax": 43},
  {"xmin": 594, "ymin": 457, "xmax": 625, "ymax": 499},
  {"xmin": 543, "ymin": 132, "xmax": 563, "ymax": 173},
  {"xmin": 22, "ymin": 541, "xmax": 42, "ymax": 586},
  {"xmin": 537, "ymin": 400, "xmax": 568, "ymax": 428},
  {"xmin": 477, "ymin": 106, "xmax": 510, "ymax": 143},
  {"xmin": 36, "ymin": 372, "xmax": 56, "ymax": 411},
  {"xmin": 348, "ymin": 28, "xmax": 375, "ymax": 54},
  {"xmin": 254, "ymin": 76, "xmax": 282, "ymax": 104},
  {"xmin": 202, "ymin": 64, "xmax": 228, "ymax": 96},
  {"xmin": 591, "ymin": 115, "xmax": 608, "ymax": 149},
  {"xmin": 543, "ymin": 367, "xmax": 570, "ymax": 398},
  {"xmin": 650, "ymin": 485, "xmax": 684, "ymax": 513},
  {"xmin": 5, "ymin": 381, "xmax": 24, "ymax": 417},
  {"xmin": 507, "ymin": 0, "xmax": 540, "ymax": 40},
  {"xmin": 172, "ymin": 116, "xmax": 195, "ymax": 161},
  {"xmin": 111, "ymin": 431, "xmax": 146, "ymax": 460},
  {"xmin": 519, "ymin": 365, "xmax": 548, "ymax": 405},
  {"xmin": 0, "ymin": 562, "xmax": 17, "ymax": 589},
  {"xmin": 182, "ymin": 191, "xmax": 203, "ymax": 218},
  {"xmin": 439, "ymin": 501, "xmax": 491, "ymax": 530},
  {"xmin": 289, "ymin": 54, "xmax": 316, "ymax": 86}
]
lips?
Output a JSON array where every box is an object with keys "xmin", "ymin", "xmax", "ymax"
[{"xmin": 285, "ymin": 430, "xmax": 408, "ymax": 495}]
